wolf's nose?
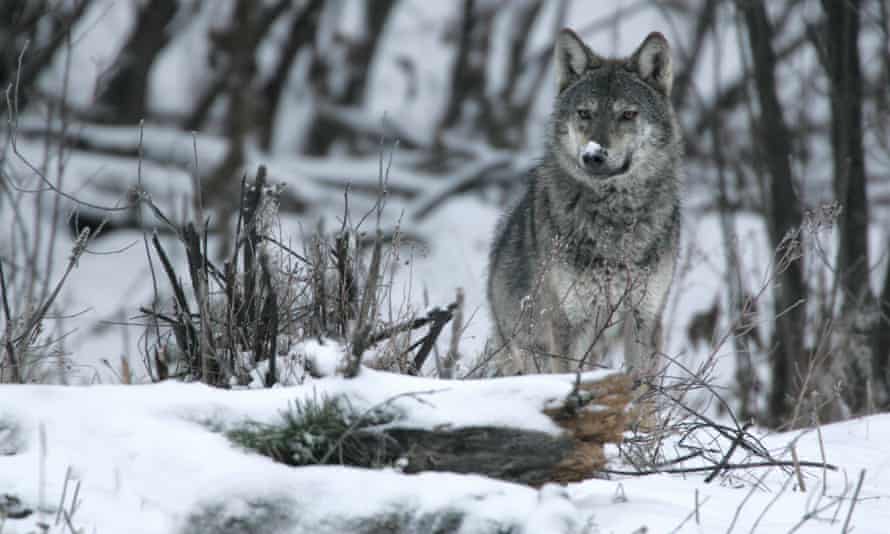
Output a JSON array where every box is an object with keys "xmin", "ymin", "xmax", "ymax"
[{"xmin": 582, "ymin": 149, "xmax": 607, "ymax": 167}]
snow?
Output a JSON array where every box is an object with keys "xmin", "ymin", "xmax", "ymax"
[
  {"xmin": 0, "ymin": 363, "xmax": 613, "ymax": 533},
  {"xmin": 5, "ymin": 1, "xmax": 890, "ymax": 532},
  {"xmin": 2, "ymin": 365, "xmax": 889, "ymax": 533}
]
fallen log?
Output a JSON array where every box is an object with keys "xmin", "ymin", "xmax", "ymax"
[
  {"xmin": 228, "ymin": 357, "xmax": 632, "ymax": 487},
  {"xmin": 373, "ymin": 372, "xmax": 631, "ymax": 486}
]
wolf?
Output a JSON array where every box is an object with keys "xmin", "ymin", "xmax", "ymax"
[{"xmin": 488, "ymin": 29, "xmax": 682, "ymax": 377}]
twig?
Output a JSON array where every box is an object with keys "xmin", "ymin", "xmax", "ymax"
[
  {"xmin": 346, "ymin": 229, "xmax": 383, "ymax": 378},
  {"xmin": 750, "ymin": 471, "xmax": 793, "ymax": 533},
  {"xmin": 151, "ymin": 232, "xmax": 198, "ymax": 370},
  {"xmin": 365, "ymin": 303, "xmax": 457, "ymax": 349},
  {"xmin": 668, "ymin": 495, "xmax": 710, "ymax": 534},
  {"xmin": 61, "ymin": 509, "xmax": 78, "ymax": 534},
  {"xmin": 725, "ymin": 467, "xmax": 771, "ymax": 534},
  {"xmin": 695, "ymin": 488, "xmax": 700, "ymax": 525},
  {"xmin": 841, "ymin": 469, "xmax": 866, "ymax": 533},
  {"xmin": 0, "ymin": 261, "xmax": 21, "ymax": 382},
  {"xmin": 411, "ymin": 306, "xmax": 455, "ymax": 375},
  {"xmin": 12, "ymin": 228, "xmax": 91, "ymax": 348},
  {"xmin": 54, "ymin": 466, "xmax": 72, "ymax": 526},
  {"xmin": 813, "ymin": 411, "xmax": 828, "ymax": 495},
  {"xmin": 441, "ymin": 288, "xmax": 464, "ymax": 378},
  {"xmin": 790, "ymin": 445, "xmax": 806, "ymax": 492},
  {"xmin": 704, "ymin": 422, "xmax": 751, "ymax": 483},
  {"xmin": 602, "ymin": 460, "xmax": 837, "ymax": 477},
  {"xmin": 261, "ymin": 235, "xmax": 308, "ymax": 263},
  {"xmin": 259, "ymin": 254, "xmax": 279, "ymax": 387}
]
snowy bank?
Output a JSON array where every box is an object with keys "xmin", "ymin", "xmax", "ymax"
[{"xmin": 0, "ymin": 360, "xmax": 888, "ymax": 533}]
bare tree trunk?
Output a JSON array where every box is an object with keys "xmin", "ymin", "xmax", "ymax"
[
  {"xmin": 818, "ymin": 0, "xmax": 874, "ymax": 412},
  {"xmin": 872, "ymin": 238, "xmax": 890, "ymax": 406},
  {"xmin": 437, "ymin": 0, "xmax": 496, "ymax": 138},
  {"xmin": 486, "ymin": 1, "xmax": 544, "ymax": 148},
  {"xmin": 303, "ymin": 0, "xmax": 397, "ymax": 156},
  {"xmin": 201, "ymin": 0, "xmax": 264, "ymax": 210},
  {"xmin": 257, "ymin": 0, "xmax": 325, "ymax": 151},
  {"xmin": 737, "ymin": 0, "xmax": 807, "ymax": 427},
  {"xmin": 96, "ymin": 0, "xmax": 180, "ymax": 123},
  {"xmin": 671, "ymin": 0, "xmax": 718, "ymax": 111},
  {"xmin": 709, "ymin": 19, "xmax": 757, "ymax": 421},
  {"xmin": 0, "ymin": 0, "xmax": 93, "ymax": 107},
  {"xmin": 184, "ymin": 0, "xmax": 290, "ymax": 132},
  {"xmin": 438, "ymin": 1, "xmax": 549, "ymax": 149},
  {"xmin": 516, "ymin": 0, "xmax": 568, "ymax": 146},
  {"xmin": 822, "ymin": 0, "xmax": 869, "ymax": 305}
]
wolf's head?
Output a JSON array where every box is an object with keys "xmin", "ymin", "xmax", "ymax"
[{"xmin": 549, "ymin": 29, "xmax": 681, "ymax": 185}]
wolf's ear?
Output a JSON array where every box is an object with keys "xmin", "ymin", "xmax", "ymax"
[
  {"xmin": 555, "ymin": 29, "xmax": 601, "ymax": 92},
  {"xmin": 629, "ymin": 32, "xmax": 673, "ymax": 96}
]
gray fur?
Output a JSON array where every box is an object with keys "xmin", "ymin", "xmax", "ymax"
[{"xmin": 488, "ymin": 30, "xmax": 682, "ymax": 376}]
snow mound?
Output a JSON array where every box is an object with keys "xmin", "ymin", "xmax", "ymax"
[{"xmin": 1, "ymin": 366, "xmax": 888, "ymax": 533}]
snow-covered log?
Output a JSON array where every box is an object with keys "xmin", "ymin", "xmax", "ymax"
[
  {"xmin": 243, "ymin": 345, "xmax": 632, "ymax": 486},
  {"xmin": 313, "ymin": 369, "xmax": 632, "ymax": 487},
  {"xmin": 0, "ymin": 346, "xmax": 631, "ymax": 533}
]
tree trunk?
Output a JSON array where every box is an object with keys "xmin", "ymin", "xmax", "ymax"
[
  {"xmin": 671, "ymin": 0, "xmax": 718, "ymax": 111},
  {"xmin": 96, "ymin": 0, "xmax": 179, "ymax": 123},
  {"xmin": 257, "ymin": 0, "xmax": 325, "ymax": 151},
  {"xmin": 0, "ymin": 0, "xmax": 93, "ymax": 108},
  {"xmin": 303, "ymin": 0, "xmax": 397, "ymax": 156},
  {"xmin": 823, "ymin": 0, "xmax": 869, "ymax": 304},
  {"xmin": 872, "ymin": 239, "xmax": 890, "ymax": 406},
  {"xmin": 820, "ymin": 0, "xmax": 875, "ymax": 412},
  {"xmin": 183, "ymin": 0, "xmax": 290, "ymax": 132},
  {"xmin": 438, "ymin": 0, "xmax": 485, "ymax": 133},
  {"xmin": 737, "ymin": 0, "xmax": 807, "ymax": 426}
]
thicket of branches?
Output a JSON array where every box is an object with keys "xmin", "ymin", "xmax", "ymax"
[{"xmin": 2, "ymin": 0, "xmax": 889, "ymax": 429}]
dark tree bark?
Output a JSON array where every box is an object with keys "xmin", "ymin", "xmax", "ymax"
[
  {"xmin": 0, "ymin": 0, "xmax": 43, "ymax": 87},
  {"xmin": 438, "ymin": 0, "xmax": 484, "ymax": 133},
  {"xmin": 303, "ymin": 0, "xmax": 397, "ymax": 156},
  {"xmin": 671, "ymin": 0, "xmax": 718, "ymax": 111},
  {"xmin": 487, "ymin": 1, "xmax": 546, "ymax": 148},
  {"xmin": 184, "ymin": 0, "xmax": 290, "ymax": 132},
  {"xmin": 818, "ymin": 0, "xmax": 875, "ymax": 411},
  {"xmin": 95, "ymin": 0, "xmax": 179, "ymax": 123},
  {"xmin": 873, "ymin": 239, "xmax": 890, "ymax": 405},
  {"xmin": 437, "ymin": 1, "xmax": 555, "ymax": 149},
  {"xmin": 0, "ymin": 0, "xmax": 93, "ymax": 107},
  {"xmin": 257, "ymin": 0, "xmax": 325, "ymax": 151},
  {"xmin": 737, "ymin": 0, "xmax": 807, "ymax": 426},
  {"xmin": 822, "ymin": 0, "xmax": 869, "ymax": 306}
]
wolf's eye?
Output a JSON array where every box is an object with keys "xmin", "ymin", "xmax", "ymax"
[
  {"xmin": 577, "ymin": 109, "xmax": 592, "ymax": 120},
  {"xmin": 621, "ymin": 110, "xmax": 638, "ymax": 121}
]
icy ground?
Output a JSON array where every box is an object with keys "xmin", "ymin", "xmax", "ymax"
[{"xmin": 1, "ymin": 349, "xmax": 888, "ymax": 533}]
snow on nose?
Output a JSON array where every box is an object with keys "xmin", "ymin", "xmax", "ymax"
[{"xmin": 583, "ymin": 141, "xmax": 603, "ymax": 155}]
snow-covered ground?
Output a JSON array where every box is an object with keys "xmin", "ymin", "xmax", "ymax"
[
  {"xmin": 3, "ymin": 1, "xmax": 890, "ymax": 532},
  {"xmin": 1, "ymin": 354, "xmax": 888, "ymax": 533}
]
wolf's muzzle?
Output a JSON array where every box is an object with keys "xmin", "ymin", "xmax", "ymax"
[
  {"xmin": 580, "ymin": 141, "xmax": 608, "ymax": 171},
  {"xmin": 581, "ymin": 149, "xmax": 607, "ymax": 167}
]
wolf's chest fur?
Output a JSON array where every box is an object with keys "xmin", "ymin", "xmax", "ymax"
[
  {"xmin": 537, "ymin": 171, "xmax": 678, "ymax": 333},
  {"xmin": 548, "ymin": 252, "xmax": 673, "ymax": 326},
  {"xmin": 541, "ymin": 174, "xmax": 671, "ymax": 268}
]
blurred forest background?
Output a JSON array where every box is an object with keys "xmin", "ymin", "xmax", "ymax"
[{"xmin": 1, "ymin": 0, "xmax": 889, "ymax": 429}]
